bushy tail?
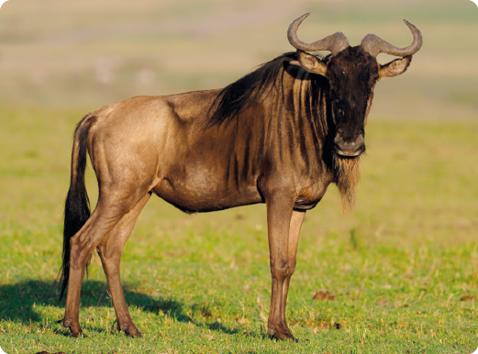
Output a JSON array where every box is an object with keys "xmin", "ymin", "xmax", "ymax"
[{"xmin": 59, "ymin": 115, "xmax": 96, "ymax": 300}]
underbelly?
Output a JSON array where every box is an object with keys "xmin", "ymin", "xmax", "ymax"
[
  {"xmin": 152, "ymin": 170, "xmax": 331, "ymax": 214},
  {"xmin": 152, "ymin": 179, "xmax": 263, "ymax": 213}
]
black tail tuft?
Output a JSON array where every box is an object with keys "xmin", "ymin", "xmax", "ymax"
[{"xmin": 58, "ymin": 115, "xmax": 96, "ymax": 300}]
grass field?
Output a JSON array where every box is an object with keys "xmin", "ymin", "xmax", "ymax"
[{"xmin": 1, "ymin": 0, "xmax": 478, "ymax": 353}]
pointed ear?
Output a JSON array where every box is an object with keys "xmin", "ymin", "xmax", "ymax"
[
  {"xmin": 379, "ymin": 55, "xmax": 412, "ymax": 78},
  {"xmin": 290, "ymin": 50, "xmax": 328, "ymax": 76}
]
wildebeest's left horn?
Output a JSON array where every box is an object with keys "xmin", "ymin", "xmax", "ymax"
[
  {"xmin": 288, "ymin": 13, "xmax": 349, "ymax": 56},
  {"xmin": 361, "ymin": 20, "xmax": 422, "ymax": 58}
]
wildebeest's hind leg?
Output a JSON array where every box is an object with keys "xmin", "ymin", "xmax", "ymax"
[
  {"xmin": 63, "ymin": 189, "xmax": 151, "ymax": 337},
  {"xmin": 96, "ymin": 192, "xmax": 151, "ymax": 337}
]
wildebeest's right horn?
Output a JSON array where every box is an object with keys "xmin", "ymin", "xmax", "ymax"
[
  {"xmin": 361, "ymin": 20, "xmax": 422, "ymax": 58},
  {"xmin": 288, "ymin": 13, "xmax": 349, "ymax": 56}
]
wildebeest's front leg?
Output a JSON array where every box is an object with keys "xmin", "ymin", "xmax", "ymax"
[
  {"xmin": 279, "ymin": 210, "xmax": 305, "ymax": 336},
  {"xmin": 265, "ymin": 193, "xmax": 299, "ymax": 341}
]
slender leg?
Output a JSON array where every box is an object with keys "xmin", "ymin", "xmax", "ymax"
[
  {"xmin": 279, "ymin": 210, "xmax": 305, "ymax": 335},
  {"xmin": 265, "ymin": 195, "xmax": 297, "ymax": 341},
  {"xmin": 97, "ymin": 193, "xmax": 151, "ymax": 337},
  {"xmin": 63, "ymin": 191, "xmax": 147, "ymax": 337}
]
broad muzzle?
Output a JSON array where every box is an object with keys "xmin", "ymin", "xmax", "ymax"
[{"xmin": 334, "ymin": 132, "xmax": 365, "ymax": 157}]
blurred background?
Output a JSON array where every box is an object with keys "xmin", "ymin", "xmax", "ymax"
[{"xmin": 0, "ymin": 0, "xmax": 476, "ymax": 120}]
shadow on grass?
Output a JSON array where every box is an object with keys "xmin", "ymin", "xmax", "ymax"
[{"xmin": 0, "ymin": 279, "xmax": 239, "ymax": 335}]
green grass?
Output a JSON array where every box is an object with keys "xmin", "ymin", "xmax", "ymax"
[{"xmin": 0, "ymin": 105, "xmax": 477, "ymax": 354}]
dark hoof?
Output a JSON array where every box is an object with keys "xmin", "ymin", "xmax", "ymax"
[
  {"xmin": 125, "ymin": 329, "xmax": 142, "ymax": 338},
  {"xmin": 268, "ymin": 328, "xmax": 298, "ymax": 342},
  {"xmin": 119, "ymin": 323, "xmax": 142, "ymax": 338},
  {"xmin": 63, "ymin": 320, "xmax": 83, "ymax": 338},
  {"xmin": 70, "ymin": 330, "xmax": 87, "ymax": 338}
]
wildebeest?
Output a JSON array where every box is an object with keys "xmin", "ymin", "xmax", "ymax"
[{"xmin": 59, "ymin": 14, "xmax": 422, "ymax": 340}]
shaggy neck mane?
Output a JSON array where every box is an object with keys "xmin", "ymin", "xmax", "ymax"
[
  {"xmin": 207, "ymin": 52, "xmax": 297, "ymax": 128},
  {"xmin": 207, "ymin": 52, "xmax": 361, "ymax": 213}
]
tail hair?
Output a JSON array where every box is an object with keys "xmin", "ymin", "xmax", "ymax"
[{"xmin": 58, "ymin": 115, "xmax": 96, "ymax": 300}]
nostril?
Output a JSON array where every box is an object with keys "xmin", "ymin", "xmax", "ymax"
[
  {"xmin": 334, "ymin": 136, "xmax": 344, "ymax": 150},
  {"xmin": 355, "ymin": 134, "xmax": 364, "ymax": 145},
  {"xmin": 334, "ymin": 134, "xmax": 365, "ymax": 156}
]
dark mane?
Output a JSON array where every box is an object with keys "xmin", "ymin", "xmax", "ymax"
[{"xmin": 207, "ymin": 52, "xmax": 298, "ymax": 128}]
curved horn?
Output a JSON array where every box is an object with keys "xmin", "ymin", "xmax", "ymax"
[
  {"xmin": 361, "ymin": 20, "xmax": 422, "ymax": 58},
  {"xmin": 287, "ymin": 13, "xmax": 349, "ymax": 56}
]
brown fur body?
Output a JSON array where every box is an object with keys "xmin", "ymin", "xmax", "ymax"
[{"xmin": 59, "ymin": 16, "xmax": 421, "ymax": 341}]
